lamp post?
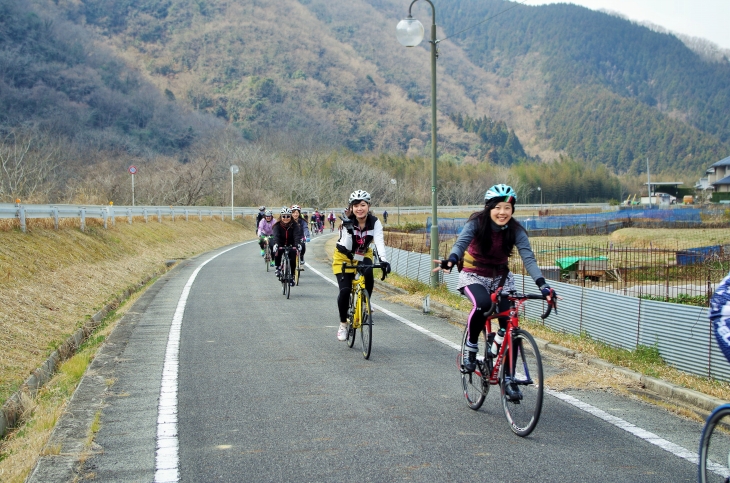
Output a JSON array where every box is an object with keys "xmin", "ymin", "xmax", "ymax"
[
  {"xmin": 230, "ymin": 165, "xmax": 239, "ymax": 220},
  {"xmin": 390, "ymin": 178, "xmax": 401, "ymax": 226},
  {"xmin": 396, "ymin": 0, "xmax": 440, "ymax": 288},
  {"xmin": 537, "ymin": 186, "xmax": 542, "ymax": 211}
]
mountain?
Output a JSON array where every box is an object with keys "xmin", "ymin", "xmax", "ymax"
[{"xmin": 1, "ymin": 0, "xmax": 729, "ymax": 204}]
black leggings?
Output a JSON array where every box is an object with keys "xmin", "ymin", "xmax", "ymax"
[
  {"xmin": 299, "ymin": 243, "xmax": 306, "ymax": 260},
  {"xmin": 462, "ymin": 283, "xmax": 511, "ymax": 345},
  {"xmin": 336, "ymin": 258, "xmax": 374, "ymax": 322}
]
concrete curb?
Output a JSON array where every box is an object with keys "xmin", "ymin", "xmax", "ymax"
[
  {"xmin": 0, "ymin": 260, "xmax": 177, "ymax": 439},
  {"xmin": 374, "ymin": 279, "xmax": 728, "ymax": 414}
]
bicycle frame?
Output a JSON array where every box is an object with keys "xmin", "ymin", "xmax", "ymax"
[{"xmin": 482, "ymin": 297, "xmax": 529, "ymax": 385}]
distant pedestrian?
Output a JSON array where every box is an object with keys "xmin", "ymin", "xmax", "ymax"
[{"xmin": 383, "ymin": 210, "xmax": 389, "ymax": 224}]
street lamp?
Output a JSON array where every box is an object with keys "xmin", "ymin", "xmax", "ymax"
[
  {"xmin": 230, "ymin": 165, "xmax": 239, "ymax": 220},
  {"xmin": 390, "ymin": 178, "xmax": 401, "ymax": 226},
  {"xmin": 397, "ymin": 0, "xmax": 440, "ymax": 288},
  {"xmin": 537, "ymin": 186, "xmax": 542, "ymax": 211}
]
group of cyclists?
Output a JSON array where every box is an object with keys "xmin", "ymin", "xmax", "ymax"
[{"xmin": 253, "ymin": 184, "xmax": 561, "ymax": 347}]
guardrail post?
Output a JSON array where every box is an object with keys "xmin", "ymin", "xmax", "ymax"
[
  {"xmin": 110, "ymin": 206, "xmax": 115, "ymax": 227},
  {"xmin": 103, "ymin": 208, "xmax": 108, "ymax": 229},
  {"xmin": 157, "ymin": 209, "xmax": 162, "ymax": 223},
  {"xmin": 171, "ymin": 208, "xmax": 175, "ymax": 222},
  {"xmin": 80, "ymin": 207, "xmax": 86, "ymax": 232},
  {"xmin": 53, "ymin": 207, "xmax": 59, "ymax": 230},
  {"xmin": 198, "ymin": 210, "xmax": 202, "ymax": 221},
  {"xmin": 17, "ymin": 204, "xmax": 26, "ymax": 233},
  {"xmin": 127, "ymin": 208, "xmax": 132, "ymax": 225},
  {"xmin": 144, "ymin": 208, "xmax": 148, "ymax": 223},
  {"xmin": 185, "ymin": 209, "xmax": 188, "ymax": 222}
]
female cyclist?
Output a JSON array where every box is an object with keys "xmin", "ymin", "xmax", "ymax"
[
  {"xmin": 257, "ymin": 209, "xmax": 275, "ymax": 260},
  {"xmin": 328, "ymin": 211, "xmax": 336, "ymax": 232},
  {"xmin": 332, "ymin": 190, "xmax": 391, "ymax": 341},
  {"xmin": 272, "ymin": 207, "xmax": 302, "ymax": 284},
  {"xmin": 291, "ymin": 205, "xmax": 310, "ymax": 264},
  {"xmin": 433, "ymin": 184, "xmax": 556, "ymax": 399}
]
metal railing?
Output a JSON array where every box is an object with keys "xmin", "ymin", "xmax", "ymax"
[{"xmin": 0, "ymin": 203, "xmax": 266, "ymax": 232}]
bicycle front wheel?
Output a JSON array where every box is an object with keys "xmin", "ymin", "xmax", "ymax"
[
  {"xmin": 460, "ymin": 324, "xmax": 490, "ymax": 410},
  {"xmin": 359, "ymin": 289, "xmax": 373, "ymax": 359},
  {"xmin": 500, "ymin": 329, "xmax": 543, "ymax": 437},
  {"xmin": 281, "ymin": 258, "xmax": 290, "ymax": 297},
  {"xmin": 699, "ymin": 404, "xmax": 730, "ymax": 483}
]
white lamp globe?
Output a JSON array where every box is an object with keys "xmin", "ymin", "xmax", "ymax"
[{"xmin": 396, "ymin": 18, "xmax": 425, "ymax": 47}]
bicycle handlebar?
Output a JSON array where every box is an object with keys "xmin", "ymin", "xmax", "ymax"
[
  {"xmin": 341, "ymin": 262, "xmax": 389, "ymax": 281},
  {"xmin": 483, "ymin": 290, "xmax": 557, "ymax": 320}
]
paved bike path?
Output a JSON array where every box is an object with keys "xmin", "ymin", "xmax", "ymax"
[{"xmin": 28, "ymin": 234, "xmax": 708, "ymax": 481}]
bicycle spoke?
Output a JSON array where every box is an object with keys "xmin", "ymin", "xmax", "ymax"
[
  {"xmin": 699, "ymin": 405, "xmax": 730, "ymax": 483},
  {"xmin": 501, "ymin": 329, "xmax": 543, "ymax": 437}
]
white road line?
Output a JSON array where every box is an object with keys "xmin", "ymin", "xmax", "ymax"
[
  {"xmin": 154, "ymin": 242, "xmax": 251, "ymax": 483},
  {"xmin": 306, "ymin": 261, "xmax": 721, "ymax": 476}
]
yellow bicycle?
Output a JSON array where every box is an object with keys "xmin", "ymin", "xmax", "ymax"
[{"xmin": 341, "ymin": 262, "xmax": 388, "ymax": 359}]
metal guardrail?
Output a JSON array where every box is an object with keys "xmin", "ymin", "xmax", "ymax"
[
  {"xmin": 384, "ymin": 245, "xmax": 729, "ymax": 382},
  {"xmin": 0, "ymin": 203, "xmax": 266, "ymax": 233}
]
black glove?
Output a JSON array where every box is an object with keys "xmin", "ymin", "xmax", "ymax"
[
  {"xmin": 341, "ymin": 217, "xmax": 354, "ymax": 234},
  {"xmin": 540, "ymin": 284, "xmax": 556, "ymax": 299},
  {"xmin": 381, "ymin": 261, "xmax": 391, "ymax": 274},
  {"xmin": 440, "ymin": 253, "xmax": 459, "ymax": 270}
]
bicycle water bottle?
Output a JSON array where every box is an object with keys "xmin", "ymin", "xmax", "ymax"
[{"xmin": 491, "ymin": 328, "xmax": 505, "ymax": 356}]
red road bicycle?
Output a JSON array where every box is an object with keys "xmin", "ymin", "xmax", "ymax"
[{"xmin": 459, "ymin": 288, "xmax": 556, "ymax": 437}]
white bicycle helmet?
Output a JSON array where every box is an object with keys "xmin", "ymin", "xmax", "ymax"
[
  {"xmin": 280, "ymin": 207, "xmax": 292, "ymax": 215},
  {"xmin": 291, "ymin": 204, "xmax": 301, "ymax": 212},
  {"xmin": 259, "ymin": 206, "xmax": 266, "ymax": 210},
  {"xmin": 349, "ymin": 189, "xmax": 371, "ymax": 204},
  {"xmin": 485, "ymin": 184, "xmax": 517, "ymax": 202},
  {"xmin": 264, "ymin": 210, "xmax": 273, "ymax": 216}
]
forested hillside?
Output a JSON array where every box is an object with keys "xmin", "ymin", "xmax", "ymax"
[{"xmin": 0, "ymin": 0, "xmax": 728, "ymax": 207}]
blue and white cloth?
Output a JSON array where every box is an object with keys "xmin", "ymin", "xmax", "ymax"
[{"xmin": 710, "ymin": 271, "xmax": 730, "ymax": 364}]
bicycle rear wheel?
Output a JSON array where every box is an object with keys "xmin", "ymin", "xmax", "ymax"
[
  {"xmin": 699, "ymin": 404, "xmax": 730, "ymax": 483},
  {"xmin": 295, "ymin": 255, "xmax": 301, "ymax": 286},
  {"xmin": 359, "ymin": 289, "xmax": 372, "ymax": 359},
  {"xmin": 500, "ymin": 329, "xmax": 543, "ymax": 437},
  {"xmin": 459, "ymin": 324, "xmax": 490, "ymax": 410}
]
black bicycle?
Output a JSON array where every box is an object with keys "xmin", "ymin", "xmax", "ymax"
[{"xmin": 278, "ymin": 246, "xmax": 295, "ymax": 299}]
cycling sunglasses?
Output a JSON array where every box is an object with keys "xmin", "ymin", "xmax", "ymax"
[{"xmin": 281, "ymin": 214, "xmax": 291, "ymax": 218}]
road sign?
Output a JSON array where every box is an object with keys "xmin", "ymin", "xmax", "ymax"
[{"xmin": 128, "ymin": 165, "xmax": 138, "ymax": 175}]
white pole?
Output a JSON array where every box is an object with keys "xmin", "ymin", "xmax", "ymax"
[
  {"xmin": 647, "ymin": 158, "xmax": 651, "ymax": 208},
  {"xmin": 231, "ymin": 171, "xmax": 234, "ymax": 220},
  {"xmin": 132, "ymin": 174, "xmax": 135, "ymax": 207}
]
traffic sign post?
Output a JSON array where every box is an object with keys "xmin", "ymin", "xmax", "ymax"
[{"xmin": 128, "ymin": 165, "xmax": 138, "ymax": 206}]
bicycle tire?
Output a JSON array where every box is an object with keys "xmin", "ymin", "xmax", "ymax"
[
  {"xmin": 500, "ymin": 329, "xmax": 543, "ymax": 437},
  {"xmin": 281, "ymin": 256, "xmax": 289, "ymax": 296},
  {"xmin": 346, "ymin": 291, "xmax": 356, "ymax": 348},
  {"xmin": 459, "ymin": 324, "xmax": 489, "ymax": 410},
  {"xmin": 265, "ymin": 249, "xmax": 271, "ymax": 272},
  {"xmin": 699, "ymin": 404, "xmax": 730, "ymax": 483},
  {"xmin": 359, "ymin": 289, "xmax": 373, "ymax": 359},
  {"xmin": 295, "ymin": 255, "xmax": 300, "ymax": 286}
]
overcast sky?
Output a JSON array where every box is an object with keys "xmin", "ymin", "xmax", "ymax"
[{"xmin": 522, "ymin": 0, "xmax": 730, "ymax": 50}]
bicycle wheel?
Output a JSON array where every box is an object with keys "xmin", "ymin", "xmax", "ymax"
[
  {"xmin": 281, "ymin": 257, "xmax": 289, "ymax": 296},
  {"xmin": 359, "ymin": 289, "xmax": 373, "ymax": 359},
  {"xmin": 346, "ymin": 291, "xmax": 356, "ymax": 348},
  {"xmin": 500, "ymin": 329, "xmax": 543, "ymax": 437},
  {"xmin": 265, "ymin": 248, "xmax": 271, "ymax": 272},
  {"xmin": 699, "ymin": 404, "xmax": 730, "ymax": 483},
  {"xmin": 294, "ymin": 255, "xmax": 301, "ymax": 286},
  {"xmin": 459, "ymin": 324, "xmax": 490, "ymax": 410}
]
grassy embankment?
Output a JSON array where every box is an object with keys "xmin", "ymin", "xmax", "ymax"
[{"xmin": 0, "ymin": 215, "xmax": 256, "ymax": 482}]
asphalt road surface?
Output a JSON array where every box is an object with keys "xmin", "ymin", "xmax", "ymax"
[{"xmin": 28, "ymin": 233, "xmax": 727, "ymax": 482}]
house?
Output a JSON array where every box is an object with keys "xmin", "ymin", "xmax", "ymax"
[{"xmin": 700, "ymin": 155, "xmax": 730, "ymax": 201}]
